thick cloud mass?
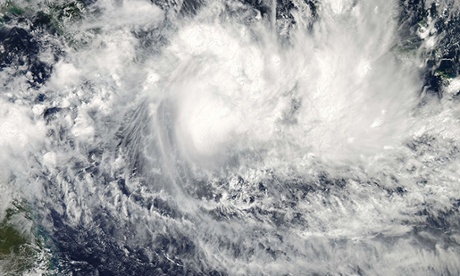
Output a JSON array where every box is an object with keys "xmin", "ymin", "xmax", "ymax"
[{"xmin": 1, "ymin": 0, "xmax": 460, "ymax": 275}]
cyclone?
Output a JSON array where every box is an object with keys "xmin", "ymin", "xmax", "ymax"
[{"xmin": 0, "ymin": 0, "xmax": 460, "ymax": 275}]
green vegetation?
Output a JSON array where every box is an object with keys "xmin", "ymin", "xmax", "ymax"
[
  {"xmin": 54, "ymin": 1, "xmax": 84, "ymax": 21},
  {"xmin": 0, "ymin": 226, "xmax": 37, "ymax": 274},
  {"xmin": 0, "ymin": 1, "xmax": 27, "ymax": 17},
  {"xmin": 418, "ymin": 19, "xmax": 427, "ymax": 28},
  {"xmin": 5, "ymin": 5, "xmax": 24, "ymax": 16},
  {"xmin": 0, "ymin": 225, "xmax": 28, "ymax": 255},
  {"xmin": 435, "ymin": 70, "xmax": 454, "ymax": 79},
  {"xmin": 47, "ymin": 1, "xmax": 86, "ymax": 35},
  {"xmin": 0, "ymin": 0, "xmax": 86, "ymax": 33},
  {"xmin": 0, "ymin": 201, "xmax": 51, "ymax": 275}
]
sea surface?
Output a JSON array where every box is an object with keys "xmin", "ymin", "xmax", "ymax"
[{"xmin": 0, "ymin": 0, "xmax": 460, "ymax": 275}]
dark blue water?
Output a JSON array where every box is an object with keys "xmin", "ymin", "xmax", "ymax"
[{"xmin": 1, "ymin": 0, "xmax": 460, "ymax": 275}]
